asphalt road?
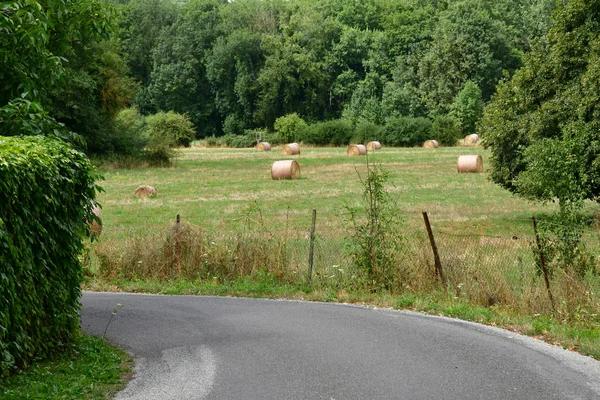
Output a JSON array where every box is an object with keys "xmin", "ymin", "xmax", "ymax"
[{"xmin": 80, "ymin": 292, "xmax": 600, "ymax": 400}]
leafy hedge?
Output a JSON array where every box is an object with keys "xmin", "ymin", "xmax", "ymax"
[
  {"xmin": 298, "ymin": 119, "xmax": 355, "ymax": 146},
  {"xmin": 382, "ymin": 117, "xmax": 432, "ymax": 147},
  {"xmin": 0, "ymin": 136, "xmax": 99, "ymax": 377}
]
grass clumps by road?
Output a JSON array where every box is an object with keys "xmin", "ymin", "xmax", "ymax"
[{"xmin": 0, "ymin": 335, "xmax": 131, "ymax": 400}]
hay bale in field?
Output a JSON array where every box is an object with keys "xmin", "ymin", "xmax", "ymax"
[
  {"xmin": 457, "ymin": 155, "xmax": 483, "ymax": 173},
  {"xmin": 256, "ymin": 142, "xmax": 271, "ymax": 151},
  {"xmin": 88, "ymin": 204, "xmax": 102, "ymax": 237},
  {"xmin": 423, "ymin": 140, "xmax": 439, "ymax": 148},
  {"xmin": 271, "ymin": 160, "xmax": 300, "ymax": 179},
  {"xmin": 347, "ymin": 144, "xmax": 367, "ymax": 156},
  {"xmin": 134, "ymin": 185, "xmax": 157, "ymax": 198},
  {"xmin": 282, "ymin": 143, "xmax": 300, "ymax": 155},
  {"xmin": 366, "ymin": 141, "xmax": 382, "ymax": 150},
  {"xmin": 464, "ymin": 134, "xmax": 479, "ymax": 145}
]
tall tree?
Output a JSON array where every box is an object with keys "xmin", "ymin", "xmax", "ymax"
[{"xmin": 481, "ymin": 0, "xmax": 600, "ymax": 206}]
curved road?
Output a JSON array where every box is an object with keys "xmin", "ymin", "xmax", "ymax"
[{"xmin": 81, "ymin": 292, "xmax": 600, "ymax": 400}]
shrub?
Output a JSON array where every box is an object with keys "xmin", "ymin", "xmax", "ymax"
[
  {"xmin": 274, "ymin": 113, "xmax": 307, "ymax": 143},
  {"xmin": 431, "ymin": 115, "xmax": 461, "ymax": 146},
  {"xmin": 0, "ymin": 136, "xmax": 99, "ymax": 377},
  {"xmin": 382, "ymin": 117, "xmax": 432, "ymax": 147},
  {"xmin": 352, "ymin": 120, "xmax": 383, "ymax": 144},
  {"xmin": 112, "ymin": 108, "xmax": 147, "ymax": 156},
  {"xmin": 344, "ymin": 162, "xmax": 404, "ymax": 290},
  {"xmin": 145, "ymin": 111, "xmax": 195, "ymax": 148},
  {"xmin": 298, "ymin": 119, "xmax": 354, "ymax": 146}
]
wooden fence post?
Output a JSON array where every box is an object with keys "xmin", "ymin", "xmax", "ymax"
[
  {"xmin": 307, "ymin": 209, "xmax": 317, "ymax": 286},
  {"xmin": 175, "ymin": 214, "xmax": 182, "ymax": 276},
  {"xmin": 422, "ymin": 212, "xmax": 445, "ymax": 285},
  {"xmin": 532, "ymin": 217, "xmax": 556, "ymax": 313}
]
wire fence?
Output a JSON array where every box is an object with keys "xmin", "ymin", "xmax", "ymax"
[{"xmin": 89, "ymin": 208, "xmax": 600, "ymax": 319}]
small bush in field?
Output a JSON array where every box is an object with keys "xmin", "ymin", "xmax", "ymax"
[
  {"xmin": 144, "ymin": 111, "xmax": 195, "ymax": 165},
  {"xmin": 383, "ymin": 117, "xmax": 432, "ymax": 147},
  {"xmin": 146, "ymin": 111, "xmax": 195, "ymax": 148},
  {"xmin": 432, "ymin": 115, "xmax": 461, "ymax": 146},
  {"xmin": 113, "ymin": 108, "xmax": 147, "ymax": 156},
  {"xmin": 274, "ymin": 113, "xmax": 307, "ymax": 143}
]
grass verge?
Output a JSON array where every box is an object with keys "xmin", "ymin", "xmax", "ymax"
[{"xmin": 1, "ymin": 334, "xmax": 132, "ymax": 400}]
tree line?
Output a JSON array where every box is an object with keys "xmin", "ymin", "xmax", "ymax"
[{"xmin": 117, "ymin": 0, "xmax": 555, "ymax": 139}]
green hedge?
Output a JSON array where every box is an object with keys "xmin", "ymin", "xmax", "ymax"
[
  {"xmin": 298, "ymin": 119, "xmax": 355, "ymax": 146},
  {"xmin": 0, "ymin": 136, "xmax": 99, "ymax": 377}
]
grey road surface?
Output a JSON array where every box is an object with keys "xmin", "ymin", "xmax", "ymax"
[{"xmin": 80, "ymin": 292, "xmax": 600, "ymax": 400}]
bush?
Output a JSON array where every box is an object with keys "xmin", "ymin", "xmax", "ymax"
[
  {"xmin": 382, "ymin": 117, "xmax": 432, "ymax": 147},
  {"xmin": 0, "ymin": 136, "xmax": 99, "ymax": 377},
  {"xmin": 112, "ymin": 108, "xmax": 147, "ymax": 156},
  {"xmin": 352, "ymin": 121, "xmax": 383, "ymax": 144},
  {"xmin": 221, "ymin": 132, "xmax": 256, "ymax": 148},
  {"xmin": 298, "ymin": 119, "xmax": 354, "ymax": 146},
  {"xmin": 431, "ymin": 115, "xmax": 461, "ymax": 146},
  {"xmin": 144, "ymin": 111, "xmax": 195, "ymax": 165},
  {"xmin": 145, "ymin": 111, "xmax": 195, "ymax": 148},
  {"xmin": 274, "ymin": 113, "xmax": 307, "ymax": 143}
]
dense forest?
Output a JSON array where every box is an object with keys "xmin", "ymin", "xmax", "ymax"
[
  {"xmin": 1, "ymin": 0, "xmax": 560, "ymax": 155},
  {"xmin": 117, "ymin": 0, "xmax": 557, "ymax": 139}
]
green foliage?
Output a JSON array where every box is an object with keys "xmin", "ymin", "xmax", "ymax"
[
  {"xmin": 274, "ymin": 113, "xmax": 307, "ymax": 143},
  {"xmin": 221, "ymin": 132, "xmax": 257, "ymax": 148},
  {"xmin": 352, "ymin": 120, "xmax": 383, "ymax": 144},
  {"xmin": 431, "ymin": 115, "xmax": 461, "ymax": 146},
  {"xmin": 0, "ymin": 98, "xmax": 81, "ymax": 145},
  {"xmin": 344, "ymin": 162, "xmax": 404, "ymax": 290},
  {"xmin": 449, "ymin": 81, "xmax": 484, "ymax": 135},
  {"xmin": 49, "ymin": 40, "xmax": 139, "ymax": 155},
  {"xmin": 114, "ymin": 0, "xmax": 556, "ymax": 142},
  {"xmin": 534, "ymin": 209, "xmax": 595, "ymax": 278},
  {"xmin": 112, "ymin": 108, "xmax": 147, "ymax": 156},
  {"xmin": 146, "ymin": 111, "xmax": 195, "ymax": 148},
  {"xmin": 0, "ymin": 136, "xmax": 99, "ymax": 377},
  {"xmin": 143, "ymin": 111, "xmax": 195, "ymax": 165},
  {"xmin": 481, "ymin": 0, "xmax": 600, "ymax": 206},
  {"xmin": 382, "ymin": 117, "xmax": 432, "ymax": 147},
  {"xmin": 298, "ymin": 119, "xmax": 354, "ymax": 146}
]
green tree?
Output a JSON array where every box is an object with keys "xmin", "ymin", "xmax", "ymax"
[
  {"xmin": 449, "ymin": 80, "xmax": 484, "ymax": 135},
  {"xmin": 0, "ymin": 0, "xmax": 120, "ymax": 149},
  {"xmin": 274, "ymin": 113, "xmax": 307, "ymax": 143},
  {"xmin": 118, "ymin": 0, "xmax": 179, "ymax": 84},
  {"xmin": 480, "ymin": 0, "xmax": 600, "ymax": 207},
  {"xmin": 418, "ymin": 1, "xmax": 520, "ymax": 114}
]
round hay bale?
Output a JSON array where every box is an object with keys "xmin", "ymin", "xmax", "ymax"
[
  {"xmin": 366, "ymin": 141, "xmax": 382, "ymax": 150},
  {"xmin": 88, "ymin": 204, "xmax": 102, "ymax": 237},
  {"xmin": 423, "ymin": 140, "xmax": 439, "ymax": 148},
  {"xmin": 134, "ymin": 185, "xmax": 157, "ymax": 198},
  {"xmin": 464, "ymin": 134, "xmax": 479, "ymax": 145},
  {"xmin": 347, "ymin": 144, "xmax": 367, "ymax": 156},
  {"xmin": 282, "ymin": 143, "xmax": 300, "ymax": 155},
  {"xmin": 457, "ymin": 155, "xmax": 483, "ymax": 173},
  {"xmin": 256, "ymin": 142, "xmax": 271, "ymax": 151},
  {"xmin": 271, "ymin": 160, "xmax": 300, "ymax": 180}
]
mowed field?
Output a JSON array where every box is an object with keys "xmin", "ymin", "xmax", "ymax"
[{"xmin": 96, "ymin": 145, "xmax": 557, "ymax": 240}]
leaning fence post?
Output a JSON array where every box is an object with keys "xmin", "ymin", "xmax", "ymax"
[
  {"xmin": 532, "ymin": 217, "xmax": 556, "ymax": 313},
  {"xmin": 307, "ymin": 209, "xmax": 317, "ymax": 286},
  {"xmin": 422, "ymin": 212, "xmax": 445, "ymax": 285}
]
